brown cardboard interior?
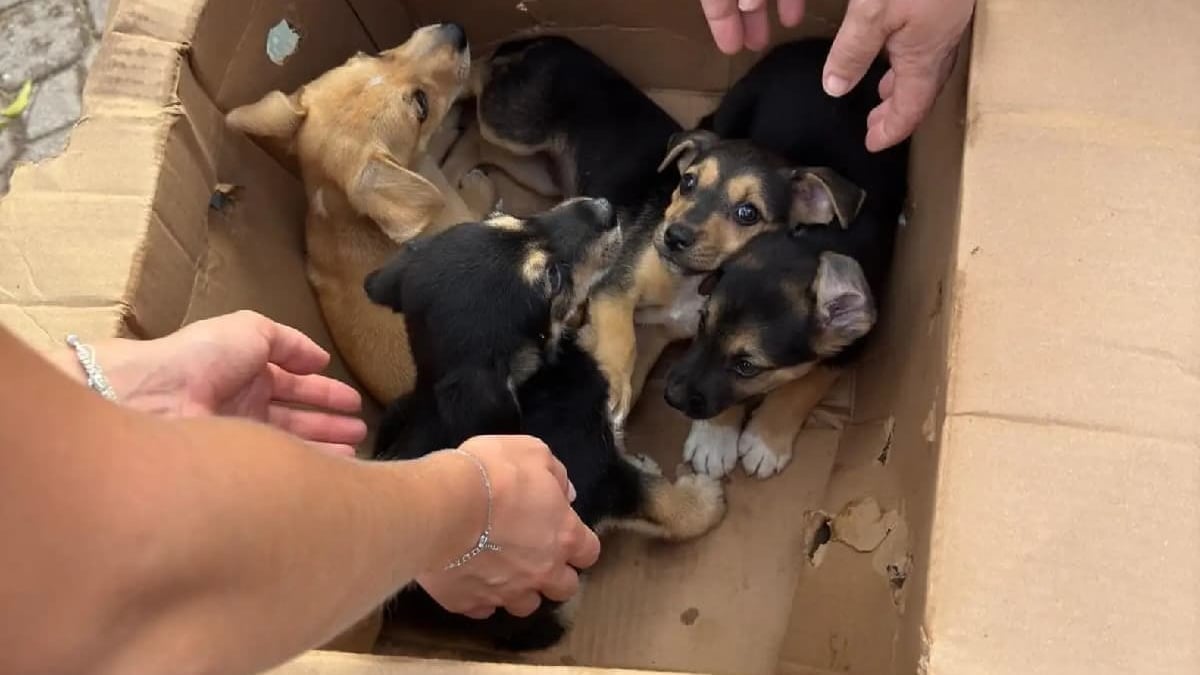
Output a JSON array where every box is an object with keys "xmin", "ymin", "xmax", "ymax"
[{"xmin": 2, "ymin": 0, "xmax": 1197, "ymax": 674}]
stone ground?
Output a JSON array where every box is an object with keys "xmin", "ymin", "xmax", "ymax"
[{"xmin": 0, "ymin": 0, "xmax": 107, "ymax": 195}]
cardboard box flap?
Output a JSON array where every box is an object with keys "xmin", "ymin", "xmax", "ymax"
[{"xmin": 931, "ymin": 1, "xmax": 1200, "ymax": 673}]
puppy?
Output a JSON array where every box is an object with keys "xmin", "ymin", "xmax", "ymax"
[
  {"xmin": 668, "ymin": 39, "xmax": 909, "ymax": 479},
  {"xmin": 226, "ymin": 23, "xmax": 497, "ymax": 407},
  {"xmin": 475, "ymin": 36, "xmax": 855, "ymax": 422},
  {"xmin": 365, "ymin": 198, "xmax": 727, "ymax": 651}
]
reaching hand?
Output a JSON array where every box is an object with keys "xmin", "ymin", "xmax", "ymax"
[
  {"xmin": 821, "ymin": 0, "xmax": 975, "ymax": 152},
  {"xmin": 417, "ymin": 436, "xmax": 601, "ymax": 620},
  {"xmin": 698, "ymin": 0, "xmax": 976, "ymax": 152},
  {"xmin": 58, "ymin": 310, "xmax": 366, "ymax": 456}
]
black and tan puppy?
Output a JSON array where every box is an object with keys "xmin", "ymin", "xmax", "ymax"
[
  {"xmin": 476, "ymin": 36, "xmax": 855, "ymax": 422},
  {"xmin": 668, "ymin": 38, "xmax": 909, "ymax": 479},
  {"xmin": 365, "ymin": 198, "xmax": 726, "ymax": 652}
]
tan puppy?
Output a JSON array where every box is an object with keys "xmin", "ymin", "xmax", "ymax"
[{"xmin": 226, "ymin": 23, "xmax": 496, "ymax": 406}]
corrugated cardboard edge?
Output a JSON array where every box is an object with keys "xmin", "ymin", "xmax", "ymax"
[
  {"xmin": 266, "ymin": 651, "xmax": 706, "ymax": 675},
  {"xmin": 0, "ymin": 0, "xmax": 209, "ymax": 349}
]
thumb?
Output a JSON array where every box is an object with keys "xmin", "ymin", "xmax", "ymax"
[{"xmin": 822, "ymin": 0, "xmax": 889, "ymax": 97}]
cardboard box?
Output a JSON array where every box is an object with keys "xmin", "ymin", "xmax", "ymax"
[{"xmin": 2, "ymin": 0, "xmax": 1198, "ymax": 673}]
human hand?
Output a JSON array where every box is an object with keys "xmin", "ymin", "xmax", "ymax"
[
  {"xmin": 55, "ymin": 310, "xmax": 366, "ymax": 456},
  {"xmin": 417, "ymin": 435, "xmax": 601, "ymax": 620},
  {"xmin": 700, "ymin": 0, "xmax": 806, "ymax": 54},
  {"xmin": 822, "ymin": 0, "xmax": 975, "ymax": 152},
  {"xmin": 698, "ymin": 0, "xmax": 975, "ymax": 153}
]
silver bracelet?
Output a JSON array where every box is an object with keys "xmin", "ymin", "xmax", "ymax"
[
  {"xmin": 444, "ymin": 448, "xmax": 503, "ymax": 570},
  {"xmin": 65, "ymin": 334, "xmax": 118, "ymax": 402}
]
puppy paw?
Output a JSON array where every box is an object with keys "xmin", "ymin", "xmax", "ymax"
[
  {"xmin": 683, "ymin": 420, "xmax": 740, "ymax": 478},
  {"xmin": 737, "ymin": 427, "xmax": 793, "ymax": 480},
  {"xmin": 459, "ymin": 168, "xmax": 499, "ymax": 218},
  {"xmin": 607, "ymin": 381, "xmax": 634, "ymax": 428},
  {"xmin": 664, "ymin": 473, "xmax": 727, "ymax": 539}
]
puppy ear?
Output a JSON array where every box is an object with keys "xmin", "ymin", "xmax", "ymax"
[
  {"xmin": 810, "ymin": 252, "xmax": 876, "ymax": 357},
  {"xmin": 434, "ymin": 364, "xmax": 521, "ymax": 440},
  {"xmin": 351, "ymin": 152, "xmax": 447, "ymax": 244},
  {"xmin": 363, "ymin": 240, "xmax": 425, "ymax": 312},
  {"xmin": 787, "ymin": 167, "xmax": 866, "ymax": 230},
  {"xmin": 658, "ymin": 129, "xmax": 719, "ymax": 174},
  {"xmin": 698, "ymin": 270, "xmax": 723, "ymax": 297},
  {"xmin": 226, "ymin": 90, "xmax": 306, "ymax": 141}
]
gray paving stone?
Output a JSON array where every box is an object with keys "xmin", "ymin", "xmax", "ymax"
[
  {"xmin": 0, "ymin": 128, "xmax": 19, "ymax": 194},
  {"xmin": 0, "ymin": 0, "xmax": 87, "ymax": 90},
  {"xmin": 22, "ymin": 125, "xmax": 69, "ymax": 162},
  {"xmin": 86, "ymin": 0, "xmax": 105, "ymax": 33},
  {"xmin": 23, "ymin": 66, "xmax": 80, "ymax": 137}
]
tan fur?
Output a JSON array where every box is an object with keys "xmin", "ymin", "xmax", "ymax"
[
  {"xmin": 598, "ymin": 473, "xmax": 726, "ymax": 541},
  {"xmin": 695, "ymin": 158, "xmax": 720, "ymax": 189},
  {"xmin": 485, "ymin": 214, "xmax": 524, "ymax": 231},
  {"xmin": 741, "ymin": 367, "xmax": 841, "ymax": 465},
  {"xmin": 226, "ymin": 25, "xmax": 497, "ymax": 406},
  {"xmin": 522, "ymin": 248, "xmax": 549, "ymax": 285},
  {"xmin": 724, "ymin": 174, "xmax": 766, "ymax": 211}
]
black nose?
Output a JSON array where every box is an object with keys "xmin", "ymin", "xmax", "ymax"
[
  {"xmin": 664, "ymin": 224, "xmax": 695, "ymax": 252},
  {"xmin": 441, "ymin": 22, "xmax": 467, "ymax": 51}
]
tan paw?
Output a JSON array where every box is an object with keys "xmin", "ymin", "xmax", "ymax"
[{"xmin": 459, "ymin": 168, "xmax": 499, "ymax": 219}]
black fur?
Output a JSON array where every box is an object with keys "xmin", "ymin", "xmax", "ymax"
[
  {"xmin": 666, "ymin": 39, "xmax": 909, "ymax": 420},
  {"xmin": 366, "ymin": 199, "xmax": 683, "ymax": 651}
]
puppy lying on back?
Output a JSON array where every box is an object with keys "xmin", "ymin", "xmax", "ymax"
[
  {"xmin": 669, "ymin": 38, "xmax": 909, "ymax": 479},
  {"xmin": 365, "ymin": 198, "xmax": 727, "ymax": 652},
  {"xmin": 475, "ymin": 36, "xmax": 857, "ymax": 422},
  {"xmin": 226, "ymin": 23, "xmax": 497, "ymax": 407}
]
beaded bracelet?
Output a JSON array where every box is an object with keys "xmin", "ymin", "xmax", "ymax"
[
  {"xmin": 65, "ymin": 334, "xmax": 118, "ymax": 402},
  {"xmin": 443, "ymin": 448, "xmax": 503, "ymax": 570}
]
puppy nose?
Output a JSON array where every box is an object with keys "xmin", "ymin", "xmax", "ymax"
[
  {"xmin": 664, "ymin": 380, "xmax": 687, "ymax": 411},
  {"xmin": 440, "ymin": 22, "xmax": 468, "ymax": 51},
  {"xmin": 664, "ymin": 224, "xmax": 696, "ymax": 252},
  {"xmin": 363, "ymin": 269, "xmax": 380, "ymax": 296},
  {"xmin": 687, "ymin": 392, "xmax": 707, "ymax": 417}
]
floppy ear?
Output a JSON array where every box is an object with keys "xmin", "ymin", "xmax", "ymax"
[
  {"xmin": 787, "ymin": 167, "xmax": 866, "ymax": 230},
  {"xmin": 225, "ymin": 90, "xmax": 306, "ymax": 141},
  {"xmin": 363, "ymin": 240, "xmax": 425, "ymax": 312},
  {"xmin": 658, "ymin": 129, "xmax": 719, "ymax": 174},
  {"xmin": 434, "ymin": 364, "xmax": 522, "ymax": 441},
  {"xmin": 350, "ymin": 151, "xmax": 447, "ymax": 244},
  {"xmin": 810, "ymin": 252, "xmax": 876, "ymax": 357}
]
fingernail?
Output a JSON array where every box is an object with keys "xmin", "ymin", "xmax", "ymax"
[
  {"xmin": 568, "ymin": 481, "xmax": 578, "ymax": 503},
  {"xmin": 824, "ymin": 74, "xmax": 850, "ymax": 97},
  {"xmin": 738, "ymin": 0, "xmax": 755, "ymax": 10}
]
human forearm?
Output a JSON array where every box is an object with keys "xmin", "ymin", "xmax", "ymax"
[{"xmin": 1, "ymin": 331, "xmax": 484, "ymax": 675}]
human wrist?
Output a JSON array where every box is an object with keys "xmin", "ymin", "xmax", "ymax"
[
  {"xmin": 49, "ymin": 336, "xmax": 183, "ymax": 416},
  {"xmin": 413, "ymin": 449, "xmax": 495, "ymax": 572}
]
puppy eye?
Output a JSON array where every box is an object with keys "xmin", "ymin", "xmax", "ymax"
[
  {"xmin": 546, "ymin": 264, "xmax": 565, "ymax": 295},
  {"xmin": 734, "ymin": 203, "xmax": 761, "ymax": 226},
  {"xmin": 412, "ymin": 89, "xmax": 429, "ymax": 123},
  {"xmin": 732, "ymin": 358, "xmax": 761, "ymax": 379},
  {"xmin": 679, "ymin": 173, "xmax": 698, "ymax": 195}
]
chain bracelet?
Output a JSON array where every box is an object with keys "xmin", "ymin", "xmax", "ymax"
[
  {"xmin": 65, "ymin": 335, "xmax": 118, "ymax": 402},
  {"xmin": 444, "ymin": 448, "xmax": 502, "ymax": 570}
]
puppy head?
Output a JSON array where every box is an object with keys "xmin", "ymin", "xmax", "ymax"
[
  {"xmin": 654, "ymin": 131, "xmax": 866, "ymax": 273},
  {"xmin": 664, "ymin": 235, "xmax": 876, "ymax": 420},
  {"xmin": 365, "ymin": 196, "xmax": 622, "ymax": 398},
  {"xmin": 225, "ymin": 23, "xmax": 472, "ymax": 242}
]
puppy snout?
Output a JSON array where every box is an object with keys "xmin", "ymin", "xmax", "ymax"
[
  {"xmin": 664, "ymin": 224, "xmax": 696, "ymax": 252},
  {"xmin": 363, "ymin": 269, "xmax": 381, "ymax": 297},
  {"xmin": 439, "ymin": 22, "xmax": 468, "ymax": 51}
]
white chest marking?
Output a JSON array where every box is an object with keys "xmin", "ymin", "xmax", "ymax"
[{"xmin": 634, "ymin": 275, "xmax": 705, "ymax": 338}]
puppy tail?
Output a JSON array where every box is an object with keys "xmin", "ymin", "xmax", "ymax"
[{"xmin": 601, "ymin": 456, "xmax": 727, "ymax": 541}]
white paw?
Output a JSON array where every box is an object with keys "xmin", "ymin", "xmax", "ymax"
[
  {"xmin": 683, "ymin": 420, "xmax": 740, "ymax": 478},
  {"xmin": 738, "ymin": 430, "xmax": 792, "ymax": 480}
]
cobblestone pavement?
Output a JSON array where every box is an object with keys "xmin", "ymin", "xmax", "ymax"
[{"xmin": 0, "ymin": 0, "xmax": 107, "ymax": 195}]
